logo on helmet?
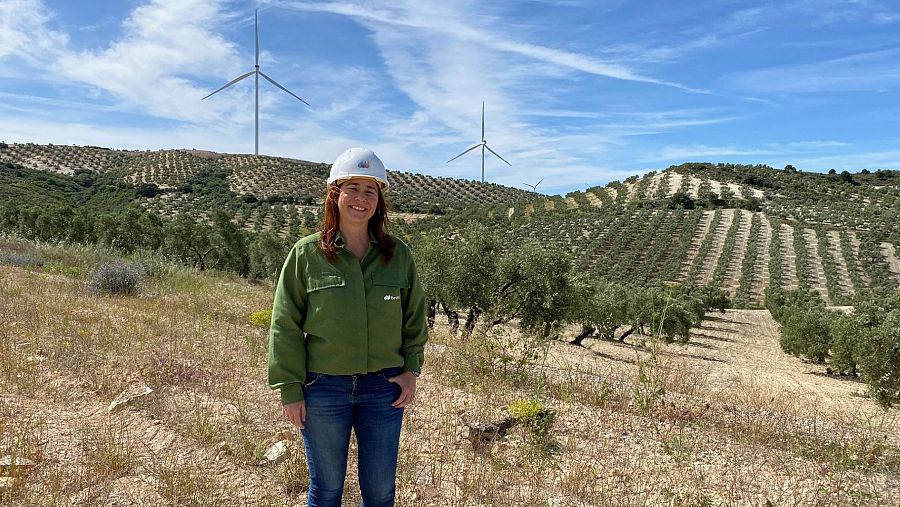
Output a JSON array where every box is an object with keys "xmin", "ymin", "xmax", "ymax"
[{"xmin": 358, "ymin": 160, "xmax": 370, "ymax": 169}]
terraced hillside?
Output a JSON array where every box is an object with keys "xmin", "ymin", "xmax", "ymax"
[
  {"xmin": 411, "ymin": 164, "xmax": 900, "ymax": 305},
  {"xmin": 0, "ymin": 143, "xmax": 535, "ymax": 214},
  {"xmin": 2, "ymin": 143, "xmax": 898, "ymax": 305}
]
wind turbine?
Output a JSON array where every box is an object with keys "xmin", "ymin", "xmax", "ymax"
[
  {"xmin": 202, "ymin": 9, "xmax": 309, "ymax": 155},
  {"xmin": 523, "ymin": 178, "xmax": 544, "ymax": 192},
  {"xmin": 446, "ymin": 101, "xmax": 510, "ymax": 182}
]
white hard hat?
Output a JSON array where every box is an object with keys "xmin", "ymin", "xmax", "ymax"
[{"xmin": 328, "ymin": 147, "xmax": 389, "ymax": 189}]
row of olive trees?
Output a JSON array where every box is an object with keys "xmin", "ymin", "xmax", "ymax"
[
  {"xmin": 767, "ymin": 286, "xmax": 900, "ymax": 408},
  {"xmin": 413, "ymin": 223, "xmax": 576, "ymax": 338},
  {"xmin": 0, "ymin": 203, "xmax": 292, "ymax": 281},
  {"xmin": 412, "ymin": 222, "xmax": 725, "ymax": 343}
]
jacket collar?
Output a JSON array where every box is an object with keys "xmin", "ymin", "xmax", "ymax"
[{"xmin": 333, "ymin": 230, "xmax": 378, "ymax": 248}]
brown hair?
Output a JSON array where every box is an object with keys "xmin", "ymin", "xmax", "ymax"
[{"xmin": 318, "ymin": 183, "xmax": 395, "ymax": 263}]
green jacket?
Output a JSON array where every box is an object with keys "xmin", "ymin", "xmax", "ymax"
[{"xmin": 268, "ymin": 232, "xmax": 428, "ymax": 405}]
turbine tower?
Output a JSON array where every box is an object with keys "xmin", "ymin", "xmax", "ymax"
[
  {"xmin": 202, "ymin": 10, "xmax": 309, "ymax": 155},
  {"xmin": 446, "ymin": 101, "xmax": 510, "ymax": 182}
]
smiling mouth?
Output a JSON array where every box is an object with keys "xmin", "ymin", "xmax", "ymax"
[{"xmin": 350, "ymin": 205, "xmax": 368, "ymax": 212}]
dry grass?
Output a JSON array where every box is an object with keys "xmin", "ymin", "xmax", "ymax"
[{"xmin": 1, "ymin": 239, "xmax": 899, "ymax": 506}]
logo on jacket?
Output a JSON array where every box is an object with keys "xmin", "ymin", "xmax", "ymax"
[{"xmin": 384, "ymin": 294, "xmax": 400, "ymax": 301}]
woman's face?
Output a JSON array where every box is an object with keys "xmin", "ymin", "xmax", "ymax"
[{"xmin": 337, "ymin": 177, "xmax": 380, "ymax": 227}]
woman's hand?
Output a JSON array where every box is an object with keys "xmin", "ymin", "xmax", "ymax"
[
  {"xmin": 282, "ymin": 400, "xmax": 306, "ymax": 429},
  {"xmin": 388, "ymin": 371, "xmax": 417, "ymax": 408}
]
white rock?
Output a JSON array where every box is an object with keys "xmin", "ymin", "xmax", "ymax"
[
  {"xmin": 259, "ymin": 440, "xmax": 290, "ymax": 466},
  {"xmin": 107, "ymin": 383, "xmax": 153, "ymax": 414}
]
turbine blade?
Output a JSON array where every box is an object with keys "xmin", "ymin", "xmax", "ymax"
[
  {"xmin": 255, "ymin": 10, "xmax": 259, "ymax": 66},
  {"xmin": 446, "ymin": 143, "xmax": 482, "ymax": 163},
  {"xmin": 481, "ymin": 101, "xmax": 485, "ymax": 141},
  {"xmin": 484, "ymin": 144, "xmax": 511, "ymax": 166},
  {"xmin": 201, "ymin": 70, "xmax": 255, "ymax": 100},
  {"xmin": 259, "ymin": 71, "xmax": 311, "ymax": 106},
  {"xmin": 536, "ymin": 178, "xmax": 545, "ymax": 188}
]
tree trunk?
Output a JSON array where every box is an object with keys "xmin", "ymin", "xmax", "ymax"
[
  {"xmin": 440, "ymin": 302, "xmax": 459, "ymax": 334},
  {"xmin": 426, "ymin": 299, "xmax": 437, "ymax": 328},
  {"xmin": 570, "ymin": 324, "xmax": 595, "ymax": 347},
  {"xmin": 463, "ymin": 307, "xmax": 481, "ymax": 336},
  {"xmin": 618, "ymin": 326, "xmax": 635, "ymax": 342}
]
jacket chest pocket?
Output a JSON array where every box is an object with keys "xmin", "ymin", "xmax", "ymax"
[
  {"xmin": 306, "ymin": 273, "xmax": 345, "ymax": 315},
  {"xmin": 373, "ymin": 272, "xmax": 409, "ymax": 304}
]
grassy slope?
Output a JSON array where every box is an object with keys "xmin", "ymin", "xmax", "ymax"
[{"xmin": 1, "ymin": 240, "xmax": 899, "ymax": 506}]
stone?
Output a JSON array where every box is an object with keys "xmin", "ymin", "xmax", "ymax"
[
  {"xmin": 107, "ymin": 383, "xmax": 153, "ymax": 414},
  {"xmin": 259, "ymin": 440, "xmax": 290, "ymax": 466}
]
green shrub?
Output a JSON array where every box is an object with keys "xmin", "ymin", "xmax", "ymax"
[
  {"xmin": 44, "ymin": 262, "xmax": 85, "ymax": 278},
  {"xmin": 859, "ymin": 312, "xmax": 900, "ymax": 408},
  {"xmin": 88, "ymin": 260, "xmax": 144, "ymax": 295},
  {"xmin": 779, "ymin": 307, "xmax": 831, "ymax": 363},
  {"xmin": 508, "ymin": 399, "xmax": 556, "ymax": 437},
  {"xmin": 249, "ymin": 309, "xmax": 272, "ymax": 328}
]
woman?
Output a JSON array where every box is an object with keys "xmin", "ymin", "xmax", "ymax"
[{"xmin": 268, "ymin": 147, "xmax": 428, "ymax": 507}]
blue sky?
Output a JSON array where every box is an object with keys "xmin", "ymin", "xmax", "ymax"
[{"xmin": 2, "ymin": 0, "xmax": 900, "ymax": 195}]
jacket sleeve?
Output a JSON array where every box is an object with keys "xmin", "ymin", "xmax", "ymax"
[
  {"xmin": 400, "ymin": 253, "xmax": 429, "ymax": 374},
  {"xmin": 268, "ymin": 244, "xmax": 308, "ymax": 404}
]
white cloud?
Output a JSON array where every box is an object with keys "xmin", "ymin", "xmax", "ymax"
[
  {"xmin": 0, "ymin": 0, "xmax": 68, "ymax": 63},
  {"xmin": 51, "ymin": 0, "xmax": 246, "ymax": 122},
  {"xmin": 873, "ymin": 12, "xmax": 900, "ymax": 24},
  {"xmin": 726, "ymin": 47, "xmax": 900, "ymax": 93},
  {"xmin": 280, "ymin": 0, "xmax": 702, "ymax": 92}
]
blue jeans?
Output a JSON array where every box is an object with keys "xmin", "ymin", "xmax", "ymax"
[{"xmin": 301, "ymin": 366, "xmax": 405, "ymax": 507}]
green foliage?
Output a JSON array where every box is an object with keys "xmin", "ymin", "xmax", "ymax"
[
  {"xmin": 249, "ymin": 309, "xmax": 273, "ymax": 329},
  {"xmin": 779, "ymin": 306, "xmax": 831, "ymax": 363},
  {"xmin": 859, "ymin": 311, "xmax": 900, "ymax": 408},
  {"xmin": 163, "ymin": 215, "xmax": 218, "ymax": 271},
  {"xmin": 249, "ymin": 230, "xmax": 289, "ymax": 281},
  {"xmin": 508, "ymin": 399, "xmax": 556, "ymax": 438},
  {"xmin": 829, "ymin": 313, "xmax": 863, "ymax": 376},
  {"xmin": 414, "ymin": 223, "xmax": 575, "ymax": 338},
  {"xmin": 491, "ymin": 240, "xmax": 575, "ymax": 336},
  {"xmin": 212, "ymin": 210, "xmax": 250, "ymax": 276},
  {"xmin": 771, "ymin": 287, "xmax": 900, "ymax": 408}
]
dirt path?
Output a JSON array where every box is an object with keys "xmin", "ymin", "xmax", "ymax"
[
  {"xmin": 724, "ymin": 209, "xmax": 751, "ymax": 295},
  {"xmin": 644, "ymin": 172, "xmax": 663, "ymax": 198},
  {"xmin": 687, "ymin": 175, "xmax": 701, "ymax": 198},
  {"xmin": 698, "ymin": 209, "xmax": 736, "ymax": 285},
  {"xmin": 803, "ymin": 228, "xmax": 832, "ymax": 304},
  {"xmin": 849, "ymin": 231, "xmax": 872, "ymax": 287},
  {"xmin": 669, "ymin": 171, "xmax": 685, "ymax": 195},
  {"xmin": 828, "ymin": 230, "xmax": 855, "ymax": 296},
  {"xmin": 750, "ymin": 214, "xmax": 772, "ymax": 305},
  {"xmin": 583, "ymin": 190, "xmax": 603, "ymax": 208},
  {"xmin": 677, "ymin": 211, "xmax": 714, "ymax": 281},
  {"xmin": 882, "ymin": 242, "xmax": 900, "ymax": 282},
  {"xmin": 779, "ymin": 223, "xmax": 799, "ymax": 290},
  {"xmin": 565, "ymin": 310, "xmax": 895, "ymax": 425}
]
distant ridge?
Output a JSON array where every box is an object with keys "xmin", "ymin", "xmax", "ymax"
[{"xmin": 0, "ymin": 143, "xmax": 538, "ymax": 214}]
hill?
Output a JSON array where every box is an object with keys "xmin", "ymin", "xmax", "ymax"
[
  {"xmin": 0, "ymin": 143, "xmax": 536, "ymax": 216},
  {"xmin": 2, "ymin": 143, "xmax": 899, "ymax": 305},
  {"xmin": 407, "ymin": 163, "xmax": 900, "ymax": 306},
  {"xmin": 1, "ymin": 240, "xmax": 898, "ymax": 505}
]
